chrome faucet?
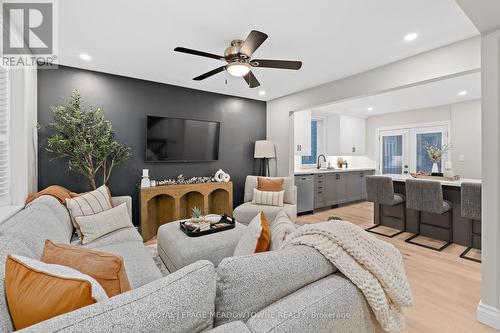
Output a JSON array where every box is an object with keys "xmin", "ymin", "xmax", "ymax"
[{"xmin": 317, "ymin": 154, "xmax": 327, "ymax": 169}]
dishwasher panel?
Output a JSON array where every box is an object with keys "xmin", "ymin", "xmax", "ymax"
[{"xmin": 295, "ymin": 175, "xmax": 314, "ymax": 214}]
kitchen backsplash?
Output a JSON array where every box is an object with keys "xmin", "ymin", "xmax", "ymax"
[{"xmin": 295, "ymin": 155, "xmax": 375, "ymax": 169}]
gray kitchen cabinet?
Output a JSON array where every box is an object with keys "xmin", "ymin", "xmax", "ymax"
[
  {"xmin": 336, "ymin": 173, "xmax": 348, "ymax": 204},
  {"xmin": 325, "ymin": 174, "xmax": 339, "ymax": 206},
  {"xmin": 311, "ymin": 170, "xmax": 375, "ymax": 210},
  {"xmin": 345, "ymin": 172, "xmax": 363, "ymax": 202},
  {"xmin": 314, "ymin": 174, "xmax": 326, "ymax": 208}
]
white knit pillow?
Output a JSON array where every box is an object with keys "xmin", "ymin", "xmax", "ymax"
[
  {"xmin": 269, "ymin": 210, "xmax": 297, "ymax": 251},
  {"xmin": 252, "ymin": 188, "xmax": 284, "ymax": 207},
  {"xmin": 75, "ymin": 203, "xmax": 133, "ymax": 244}
]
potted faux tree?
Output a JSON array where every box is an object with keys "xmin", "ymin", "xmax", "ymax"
[{"xmin": 43, "ymin": 90, "xmax": 131, "ymax": 189}]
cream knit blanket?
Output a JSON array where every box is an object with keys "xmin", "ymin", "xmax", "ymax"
[{"xmin": 283, "ymin": 221, "xmax": 413, "ymax": 333}]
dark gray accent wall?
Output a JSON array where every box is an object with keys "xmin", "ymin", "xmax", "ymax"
[{"xmin": 38, "ymin": 66, "xmax": 266, "ymax": 226}]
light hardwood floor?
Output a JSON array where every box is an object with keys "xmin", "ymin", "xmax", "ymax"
[{"xmin": 297, "ymin": 201, "xmax": 493, "ymax": 333}]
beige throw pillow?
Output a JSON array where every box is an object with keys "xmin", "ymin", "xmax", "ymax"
[
  {"xmin": 252, "ymin": 188, "xmax": 284, "ymax": 207},
  {"xmin": 75, "ymin": 203, "xmax": 133, "ymax": 244},
  {"xmin": 269, "ymin": 210, "xmax": 297, "ymax": 251},
  {"xmin": 66, "ymin": 185, "xmax": 113, "ymax": 236}
]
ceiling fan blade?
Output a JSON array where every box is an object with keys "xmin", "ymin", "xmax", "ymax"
[
  {"xmin": 251, "ymin": 59, "xmax": 302, "ymax": 70},
  {"xmin": 240, "ymin": 30, "xmax": 268, "ymax": 57},
  {"xmin": 243, "ymin": 71, "xmax": 261, "ymax": 88},
  {"xmin": 174, "ymin": 47, "xmax": 225, "ymax": 61},
  {"xmin": 193, "ymin": 66, "xmax": 226, "ymax": 81}
]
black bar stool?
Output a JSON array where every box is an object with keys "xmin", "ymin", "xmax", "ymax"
[
  {"xmin": 460, "ymin": 182, "xmax": 481, "ymax": 263},
  {"xmin": 365, "ymin": 176, "xmax": 406, "ymax": 238},
  {"xmin": 404, "ymin": 179, "xmax": 453, "ymax": 251}
]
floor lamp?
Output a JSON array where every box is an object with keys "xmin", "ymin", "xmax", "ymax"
[{"xmin": 254, "ymin": 140, "xmax": 275, "ymax": 177}]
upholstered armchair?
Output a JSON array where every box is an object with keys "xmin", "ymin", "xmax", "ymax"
[{"xmin": 233, "ymin": 176, "xmax": 297, "ymax": 225}]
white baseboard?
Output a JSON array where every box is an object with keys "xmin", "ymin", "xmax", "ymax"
[{"xmin": 477, "ymin": 301, "xmax": 500, "ymax": 330}]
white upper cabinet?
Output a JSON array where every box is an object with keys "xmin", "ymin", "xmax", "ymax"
[
  {"xmin": 326, "ymin": 114, "xmax": 366, "ymax": 156},
  {"xmin": 293, "ymin": 110, "xmax": 311, "ymax": 156}
]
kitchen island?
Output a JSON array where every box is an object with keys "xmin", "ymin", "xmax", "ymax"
[{"xmin": 371, "ymin": 174, "xmax": 482, "ymax": 246}]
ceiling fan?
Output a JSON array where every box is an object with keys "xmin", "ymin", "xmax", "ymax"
[{"xmin": 174, "ymin": 30, "xmax": 302, "ymax": 88}]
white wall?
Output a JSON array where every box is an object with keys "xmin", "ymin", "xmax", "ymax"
[
  {"xmin": 476, "ymin": 28, "xmax": 500, "ymax": 330},
  {"xmin": 267, "ymin": 37, "xmax": 481, "ymax": 176},
  {"xmin": 450, "ymin": 100, "xmax": 482, "ymax": 178},
  {"xmin": 365, "ymin": 99, "xmax": 481, "ymax": 179}
]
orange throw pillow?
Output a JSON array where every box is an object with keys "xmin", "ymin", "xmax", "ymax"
[
  {"xmin": 255, "ymin": 212, "xmax": 271, "ymax": 253},
  {"xmin": 5, "ymin": 254, "xmax": 108, "ymax": 330},
  {"xmin": 41, "ymin": 240, "xmax": 130, "ymax": 297},
  {"xmin": 257, "ymin": 177, "xmax": 284, "ymax": 192},
  {"xmin": 234, "ymin": 212, "xmax": 271, "ymax": 256}
]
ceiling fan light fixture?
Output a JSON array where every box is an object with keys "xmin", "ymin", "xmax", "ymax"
[{"xmin": 227, "ymin": 62, "xmax": 250, "ymax": 77}]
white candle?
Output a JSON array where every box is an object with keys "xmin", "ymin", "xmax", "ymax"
[
  {"xmin": 445, "ymin": 161, "xmax": 453, "ymax": 170},
  {"xmin": 142, "ymin": 169, "xmax": 149, "ymax": 178}
]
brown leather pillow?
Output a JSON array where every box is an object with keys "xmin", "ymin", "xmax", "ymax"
[
  {"xmin": 257, "ymin": 177, "xmax": 284, "ymax": 192},
  {"xmin": 41, "ymin": 240, "xmax": 130, "ymax": 297},
  {"xmin": 5, "ymin": 254, "xmax": 108, "ymax": 330}
]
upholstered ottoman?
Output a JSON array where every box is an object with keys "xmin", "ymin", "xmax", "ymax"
[{"xmin": 157, "ymin": 221, "xmax": 247, "ymax": 272}]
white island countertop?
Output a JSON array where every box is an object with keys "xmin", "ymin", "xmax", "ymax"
[
  {"xmin": 294, "ymin": 167, "xmax": 376, "ymax": 175},
  {"xmin": 374, "ymin": 174, "xmax": 482, "ymax": 187}
]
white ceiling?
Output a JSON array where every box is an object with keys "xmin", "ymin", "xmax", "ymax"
[
  {"xmin": 311, "ymin": 71, "xmax": 481, "ymax": 117},
  {"xmin": 57, "ymin": 0, "xmax": 479, "ymax": 101},
  {"xmin": 456, "ymin": 0, "xmax": 500, "ymax": 34}
]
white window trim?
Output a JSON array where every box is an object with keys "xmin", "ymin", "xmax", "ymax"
[
  {"xmin": 375, "ymin": 120, "xmax": 451, "ymax": 174},
  {"xmin": 0, "ymin": 65, "xmax": 10, "ymax": 207},
  {"xmin": 0, "ymin": 65, "xmax": 38, "ymax": 223}
]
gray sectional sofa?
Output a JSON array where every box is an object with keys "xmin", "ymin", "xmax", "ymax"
[{"xmin": 0, "ymin": 195, "xmax": 379, "ymax": 332}]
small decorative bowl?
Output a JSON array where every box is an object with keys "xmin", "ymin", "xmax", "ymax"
[
  {"xmin": 190, "ymin": 216, "xmax": 204, "ymax": 224},
  {"xmin": 204, "ymin": 214, "xmax": 222, "ymax": 225}
]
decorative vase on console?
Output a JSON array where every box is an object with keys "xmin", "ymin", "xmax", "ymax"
[
  {"xmin": 426, "ymin": 144, "xmax": 451, "ymax": 176},
  {"xmin": 141, "ymin": 169, "xmax": 151, "ymax": 188},
  {"xmin": 431, "ymin": 163, "xmax": 439, "ymax": 175}
]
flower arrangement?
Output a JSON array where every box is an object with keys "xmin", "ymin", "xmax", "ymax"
[{"xmin": 425, "ymin": 144, "xmax": 451, "ymax": 163}]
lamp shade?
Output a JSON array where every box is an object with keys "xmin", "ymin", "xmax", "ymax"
[{"xmin": 254, "ymin": 140, "xmax": 275, "ymax": 158}]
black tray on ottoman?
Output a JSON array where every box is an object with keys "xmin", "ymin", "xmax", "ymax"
[{"xmin": 179, "ymin": 214, "xmax": 235, "ymax": 237}]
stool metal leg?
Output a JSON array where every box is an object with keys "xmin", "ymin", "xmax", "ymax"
[
  {"xmin": 405, "ymin": 210, "xmax": 452, "ymax": 252},
  {"xmin": 460, "ymin": 219, "xmax": 481, "ymax": 263},
  {"xmin": 366, "ymin": 203, "xmax": 405, "ymax": 238}
]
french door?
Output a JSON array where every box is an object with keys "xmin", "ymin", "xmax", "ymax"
[
  {"xmin": 379, "ymin": 129, "xmax": 409, "ymax": 175},
  {"xmin": 379, "ymin": 124, "xmax": 449, "ymax": 175}
]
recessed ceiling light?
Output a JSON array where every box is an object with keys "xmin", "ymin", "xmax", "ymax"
[
  {"xmin": 404, "ymin": 33, "xmax": 419, "ymax": 42},
  {"xmin": 367, "ymin": 107, "xmax": 374, "ymax": 111},
  {"xmin": 259, "ymin": 90, "xmax": 266, "ymax": 96},
  {"xmin": 458, "ymin": 90, "xmax": 468, "ymax": 96},
  {"xmin": 80, "ymin": 54, "xmax": 92, "ymax": 61}
]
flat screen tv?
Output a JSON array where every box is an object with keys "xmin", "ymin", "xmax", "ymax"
[{"xmin": 146, "ymin": 116, "xmax": 220, "ymax": 162}]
